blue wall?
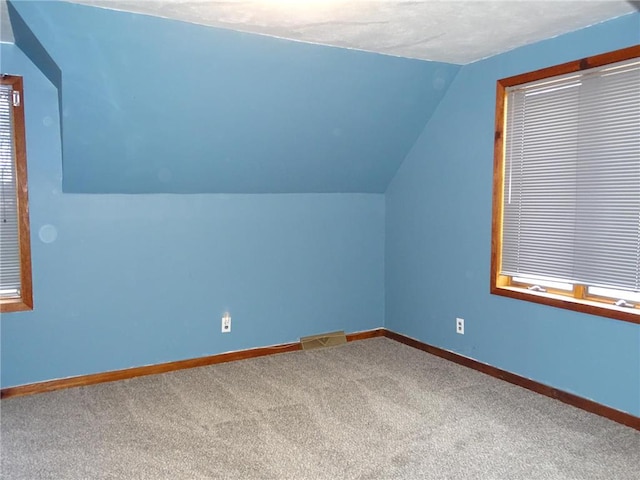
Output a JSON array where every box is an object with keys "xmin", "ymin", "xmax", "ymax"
[
  {"xmin": 2, "ymin": 4, "xmax": 639, "ymax": 419},
  {"xmin": 386, "ymin": 13, "xmax": 640, "ymax": 416},
  {"xmin": 0, "ymin": 43, "xmax": 385, "ymax": 387},
  {"xmin": 9, "ymin": 0, "xmax": 459, "ymax": 194}
]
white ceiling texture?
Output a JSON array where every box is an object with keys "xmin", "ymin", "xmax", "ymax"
[{"xmin": 2, "ymin": 1, "xmax": 639, "ymax": 63}]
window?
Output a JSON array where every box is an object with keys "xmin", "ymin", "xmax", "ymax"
[
  {"xmin": 491, "ymin": 46, "xmax": 640, "ymax": 324},
  {"xmin": 0, "ymin": 75, "xmax": 32, "ymax": 312}
]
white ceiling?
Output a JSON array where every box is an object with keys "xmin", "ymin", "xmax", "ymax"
[{"xmin": 2, "ymin": 1, "xmax": 638, "ymax": 63}]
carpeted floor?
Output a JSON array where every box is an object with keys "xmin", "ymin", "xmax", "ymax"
[{"xmin": 1, "ymin": 337, "xmax": 638, "ymax": 479}]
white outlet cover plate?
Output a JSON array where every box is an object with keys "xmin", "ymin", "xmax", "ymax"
[{"xmin": 222, "ymin": 314, "xmax": 231, "ymax": 333}]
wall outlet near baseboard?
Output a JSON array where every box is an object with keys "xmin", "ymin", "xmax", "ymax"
[
  {"xmin": 222, "ymin": 312, "xmax": 231, "ymax": 333},
  {"xmin": 456, "ymin": 317, "xmax": 464, "ymax": 335}
]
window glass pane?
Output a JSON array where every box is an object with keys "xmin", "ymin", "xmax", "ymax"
[
  {"xmin": 588, "ymin": 286, "xmax": 640, "ymax": 303},
  {"xmin": 512, "ymin": 276, "xmax": 573, "ymax": 291}
]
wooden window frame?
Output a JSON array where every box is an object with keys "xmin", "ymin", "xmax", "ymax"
[
  {"xmin": 490, "ymin": 45, "xmax": 640, "ymax": 325},
  {"xmin": 0, "ymin": 75, "xmax": 33, "ymax": 312}
]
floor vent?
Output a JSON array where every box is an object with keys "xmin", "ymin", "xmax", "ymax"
[{"xmin": 300, "ymin": 331, "xmax": 347, "ymax": 350}]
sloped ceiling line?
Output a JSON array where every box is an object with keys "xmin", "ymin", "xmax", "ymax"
[
  {"xmin": 2, "ymin": 1, "xmax": 636, "ymax": 194},
  {"xmin": 3, "ymin": 1, "xmax": 638, "ymax": 62},
  {"xmin": 5, "ymin": 1, "xmax": 64, "ymax": 160},
  {"xmin": 8, "ymin": 0, "xmax": 461, "ymax": 194},
  {"xmin": 66, "ymin": 0, "xmax": 638, "ymax": 64}
]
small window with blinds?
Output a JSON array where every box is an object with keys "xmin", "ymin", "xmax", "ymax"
[
  {"xmin": 0, "ymin": 75, "xmax": 32, "ymax": 312},
  {"xmin": 491, "ymin": 46, "xmax": 640, "ymax": 324}
]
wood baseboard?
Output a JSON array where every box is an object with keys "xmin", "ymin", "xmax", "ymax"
[
  {"xmin": 382, "ymin": 330, "xmax": 640, "ymax": 431},
  {"xmin": 2, "ymin": 326, "xmax": 636, "ymax": 432},
  {"xmin": 0, "ymin": 328, "xmax": 385, "ymax": 400}
]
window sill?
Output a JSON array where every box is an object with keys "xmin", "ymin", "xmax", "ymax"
[
  {"xmin": 491, "ymin": 285, "xmax": 640, "ymax": 324},
  {"xmin": 0, "ymin": 298, "xmax": 33, "ymax": 313}
]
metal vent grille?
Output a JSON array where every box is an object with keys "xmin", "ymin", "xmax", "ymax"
[{"xmin": 300, "ymin": 331, "xmax": 347, "ymax": 350}]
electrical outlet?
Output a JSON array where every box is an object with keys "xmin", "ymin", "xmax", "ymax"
[
  {"xmin": 221, "ymin": 312, "xmax": 231, "ymax": 333},
  {"xmin": 456, "ymin": 317, "xmax": 464, "ymax": 335}
]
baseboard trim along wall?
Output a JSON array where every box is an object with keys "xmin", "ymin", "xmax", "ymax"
[
  {"xmin": 0, "ymin": 328, "xmax": 385, "ymax": 400},
  {"xmin": 1, "ymin": 327, "xmax": 638, "ymax": 431},
  {"xmin": 384, "ymin": 330, "xmax": 640, "ymax": 431}
]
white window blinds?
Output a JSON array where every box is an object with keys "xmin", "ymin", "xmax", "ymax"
[
  {"xmin": 0, "ymin": 82, "xmax": 21, "ymax": 298},
  {"xmin": 501, "ymin": 58, "xmax": 640, "ymax": 294}
]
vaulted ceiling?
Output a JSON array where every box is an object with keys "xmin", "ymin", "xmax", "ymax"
[{"xmin": 2, "ymin": 1, "xmax": 638, "ymax": 193}]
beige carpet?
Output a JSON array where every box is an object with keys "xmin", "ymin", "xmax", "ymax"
[{"xmin": 1, "ymin": 337, "xmax": 638, "ymax": 479}]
